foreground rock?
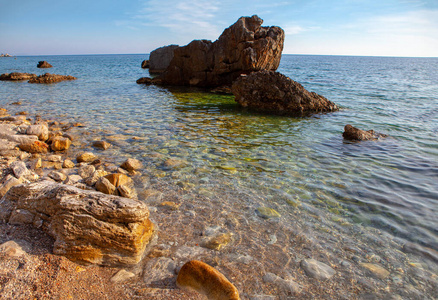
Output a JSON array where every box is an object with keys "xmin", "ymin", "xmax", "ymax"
[
  {"xmin": 342, "ymin": 124, "xmax": 387, "ymax": 141},
  {"xmin": 28, "ymin": 73, "xmax": 77, "ymax": 84},
  {"xmin": 148, "ymin": 45, "xmax": 179, "ymax": 74},
  {"xmin": 143, "ymin": 15, "xmax": 284, "ymax": 87},
  {"xmin": 177, "ymin": 260, "xmax": 240, "ymax": 300},
  {"xmin": 0, "ymin": 181, "xmax": 155, "ymax": 266},
  {"xmin": 0, "ymin": 72, "xmax": 37, "ymax": 81},
  {"xmin": 232, "ymin": 70, "xmax": 339, "ymax": 116},
  {"xmin": 37, "ymin": 61, "xmax": 53, "ymax": 68}
]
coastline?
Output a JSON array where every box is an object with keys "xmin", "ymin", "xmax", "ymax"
[{"xmin": 1, "ymin": 103, "xmax": 437, "ymax": 299}]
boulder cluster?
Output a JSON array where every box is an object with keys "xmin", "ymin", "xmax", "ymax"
[{"xmin": 0, "ymin": 72, "xmax": 76, "ymax": 84}]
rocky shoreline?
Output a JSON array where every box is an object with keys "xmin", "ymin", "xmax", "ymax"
[{"xmin": 1, "ymin": 103, "xmax": 437, "ymax": 299}]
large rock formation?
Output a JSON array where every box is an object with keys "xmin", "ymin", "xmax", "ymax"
[
  {"xmin": 0, "ymin": 181, "xmax": 155, "ymax": 266},
  {"xmin": 29, "ymin": 73, "xmax": 76, "ymax": 84},
  {"xmin": 232, "ymin": 70, "xmax": 339, "ymax": 116},
  {"xmin": 149, "ymin": 45, "xmax": 179, "ymax": 74},
  {"xmin": 0, "ymin": 72, "xmax": 37, "ymax": 81},
  {"xmin": 149, "ymin": 15, "xmax": 284, "ymax": 87}
]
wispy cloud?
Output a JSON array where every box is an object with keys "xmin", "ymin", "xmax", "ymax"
[{"xmin": 282, "ymin": 24, "xmax": 320, "ymax": 35}]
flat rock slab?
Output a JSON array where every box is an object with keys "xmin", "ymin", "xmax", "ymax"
[
  {"xmin": 0, "ymin": 180, "xmax": 155, "ymax": 266},
  {"xmin": 300, "ymin": 259, "xmax": 336, "ymax": 280}
]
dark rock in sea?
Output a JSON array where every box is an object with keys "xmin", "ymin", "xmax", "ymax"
[
  {"xmin": 37, "ymin": 61, "xmax": 53, "ymax": 68},
  {"xmin": 141, "ymin": 60, "xmax": 149, "ymax": 69},
  {"xmin": 0, "ymin": 72, "xmax": 37, "ymax": 81},
  {"xmin": 342, "ymin": 124, "xmax": 387, "ymax": 141},
  {"xmin": 136, "ymin": 77, "xmax": 162, "ymax": 85},
  {"xmin": 153, "ymin": 15, "xmax": 284, "ymax": 87},
  {"xmin": 232, "ymin": 70, "xmax": 339, "ymax": 116},
  {"xmin": 28, "ymin": 73, "xmax": 77, "ymax": 84},
  {"xmin": 149, "ymin": 44, "xmax": 179, "ymax": 74}
]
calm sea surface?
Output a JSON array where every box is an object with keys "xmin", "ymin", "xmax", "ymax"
[{"xmin": 1, "ymin": 54, "xmax": 437, "ymax": 275}]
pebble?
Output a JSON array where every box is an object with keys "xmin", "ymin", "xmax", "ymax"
[
  {"xmin": 300, "ymin": 259, "xmax": 336, "ymax": 280},
  {"xmin": 256, "ymin": 207, "xmax": 281, "ymax": 219},
  {"xmin": 110, "ymin": 269, "xmax": 135, "ymax": 283},
  {"xmin": 142, "ymin": 257, "xmax": 177, "ymax": 284},
  {"xmin": 76, "ymin": 152, "xmax": 97, "ymax": 163},
  {"xmin": 0, "ymin": 240, "xmax": 27, "ymax": 257},
  {"xmin": 62, "ymin": 159, "xmax": 75, "ymax": 168},
  {"xmin": 202, "ymin": 233, "xmax": 233, "ymax": 250},
  {"xmin": 48, "ymin": 171, "xmax": 67, "ymax": 182},
  {"xmin": 262, "ymin": 272, "xmax": 301, "ymax": 294},
  {"xmin": 360, "ymin": 263, "xmax": 390, "ymax": 279}
]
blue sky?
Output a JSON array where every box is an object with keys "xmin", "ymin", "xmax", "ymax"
[{"xmin": 1, "ymin": 0, "xmax": 437, "ymax": 57}]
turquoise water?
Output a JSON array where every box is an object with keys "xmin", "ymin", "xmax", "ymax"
[{"xmin": 1, "ymin": 54, "xmax": 437, "ymax": 273}]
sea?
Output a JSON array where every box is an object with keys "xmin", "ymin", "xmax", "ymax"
[{"xmin": 1, "ymin": 54, "xmax": 437, "ymax": 297}]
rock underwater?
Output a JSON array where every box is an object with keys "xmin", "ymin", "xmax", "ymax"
[
  {"xmin": 138, "ymin": 15, "xmax": 284, "ymax": 87},
  {"xmin": 232, "ymin": 70, "xmax": 339, "ymax": 116},
  {"xmin": 343, "ymin": 124, "xmax": 387, "ymax": 141},
  {"xmin": 0, "ymin": 181, "xmax": 155, "ymax": 266}
]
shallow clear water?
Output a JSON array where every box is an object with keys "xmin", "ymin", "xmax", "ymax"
[{"xmin": 1, "ymin": 54, "xmax": 437, "ymax": 264}]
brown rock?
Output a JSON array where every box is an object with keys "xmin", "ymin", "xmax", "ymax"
[
  {"xmin": 28, "ymin": 73, "xmax": 76, "ymax": 84},
  {"xmin": 76, "ymin": 152, "xmax": 97, "ymax": 163},
  {"xmin": 37, "ymin": 61, "xmax": 53, "ymax": 68},
  {"xmin": 149, "ymin": 45, "xmax": 179, "ymax": 74},
  {"xmin": 51, "ymin": 136, "xmax": 72, "ymax": 151},
  {"xmin": 19, "ymin": 140, "xmax": 49, "ymax": 153},
  {"xmin": 95, "ymin": 177, "xmax": 116, "ymax": 195},
  {"xmin": 136, "ymin": 77, "xmax": 162, "ymax": 85},
  {"xmin": 26, "ymin": 124, "xmax": 49, "ymax": 141},
  {"xmin": 92, "ymin": 140, "xmax": 111, "ymax": 150},
  {"xmin": 176, "ymin": 260, "xmax": 240, "ymax": 300},
  {"xmin": 141, "ymin": 60, "xmax": 149, "ymax": 69},
  {"xmin": 0, "ymin": 72, "xmax": 37, "ymax": 81},
  {"xmin": 0, "ymin": 181, "xmax": 155, "ymax": 266},
  {"xmin": 120, "ymin": 158, "xmax": 143, "ymax": 172},
  {"xmin": 232, "ymin": 70, "xmax": 338, "ymax": 116},
  {"xmin": 342, "ymin": 124, "xmax": 386, "ymax": 141},
  {"xmin": 62, "ymin": 159, "xmax": 75, "ymax": 168},
  {"xmin": 155, "ymin": 15, "xmax": 284, "ymax": 87},
  {"xmin": 104, "ymin": 173, "xmax": 133, "ymax": 188}
]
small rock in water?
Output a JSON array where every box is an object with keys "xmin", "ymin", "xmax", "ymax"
[
  {"xmin": 51, "ymin": 136, "xmax": 71, "ymax": 151},
  {"xmin": 267, "ymin": 234, "xmax": 277, "ymax": 245},
  {"xmin": 48, "ymin": 171, "xmax": 67, "ymax": 182},
  {"xmin": 360, "ymin": 263, "xmax": 390, "ymax": 279},
  {"xmin": 203, "ymin": 233, "xmax": 233, "ymax": 251},
  {"xmin": 78, "ymin": 165, "xmax": 96, "ymax": 179},
  {"xmin": 159, "ymin": 201, "xmax": 180, "ymax": 210},
  {"xmin": 76, "ymin": 152, "xmax": 97, "ymax": 163},
  {"xmin": 143, "ymin": 257, "xmax": 177, "ymax": 284},
  {"xmin": 111, "ymin": 269, "xmax": 135, "ymax": 283},
  {"xmin": 120, "ymin": 158, "xmax": 143, "ymax": 172},
  {"xmin": 300, "ymin": 259, "xmax": 336, "ymax": 280},
  {"xmin": 262, "ymin": 272, "xmax": 301, "ymax": 294},
  {"xmin": 256, "ymin": 207, "xmax": 281, "ymax": 219},
  {"xmin": 62, "ymin": 159, "xmax": 75, "ymax": 168},
  {"xmin": 92, "ymin": 140, "xmax": 111, "ymax": 150},
  {"xmin": 176, "ymin": 260, "xmax": 240, "ymax": 300}
]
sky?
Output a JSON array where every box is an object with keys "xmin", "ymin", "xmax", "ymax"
[{"xmin": 0, "ymin": 0, "xmax": 437, "ymax": 57}]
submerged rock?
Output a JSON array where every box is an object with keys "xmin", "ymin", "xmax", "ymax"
[
  {"xmin": 148, "ymin": 44, "xmax": 179, "ymax": 74},
  {"xmin": 145, "ymin": 15, "xmax": 284, "ymax": 87},
  {"xmin": 342, "ymin": 124, "xmax": 387, "ymax": 141},
  {"xmin": 28, "ymin": 73, "xmax": 76, "ymax": 84},
  {"xmin": 232, "ymin": 70, "xmax": 339, "ymax": 116},
  {"xmin": 37, "ymin": 61, "xmax": 53, "ymax": 68},
  {"xmin": 176, "ymin": 260, "xmax": 240, "ymax": 300},
  {"xmin": 0, "ymin": 181, "xmax": 155, "ymax": 266},
  {"xmin": 0, "ymin": 72, "xmax": 37, "ymax": 81},
  {"xmin": 300, "ymin": 259, "xmax": 336, "ymax": 280}
]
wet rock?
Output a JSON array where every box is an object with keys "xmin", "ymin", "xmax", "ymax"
[
  {"xmin": 104, "ymin": 173, "xmax": 133, "ymax": 188},
  {"xmin": 177, "ymin": 260, "xmax": 240, "ymax": 300},
  {"xmin": 141, "ymin": 60, "xmax": 149, "ymax": 69},
  {"xmin": 300, "ymin": 259, "xmax": 336, "ymax": 280},
  {"xmin": 48, "ymin": 171, "xmax": 67, "ymax": 182},
  {"xmin": 28, "ymin": 158, "xmax": 42, "ymax": 170},
  {"xmin": 143, "ymin": 257, "xmax": 177, "ymax": 284},
  {"xmin": 158, "ymin": 201, "xmax": 180, "ymax": 210},
  {"xmin": 342, "ymin": 124, "xmax": 387, "ymax": 141},
  {"xmin": 403, "ymin": 242, "xmax": 438, "ymax": 264},
  {"xmin": 18, "ymin": 140, "xmax": 49, "ymax": 154},
  {"xmin": 76, "ymin": 152, "xmax": 97, "ymax": 163},
  {"xmin": 0, "ymin": 181, "xmax": 155, "ymax": 266},
  {"xmin": 262, "ymin": 272, "xmax": 302, "ymax": 294},
  {"xmin": 92, "ymin": 140, "xmax": 111, "ymax": 150},
  {"xmin": 202, "ymin": 233, "xmax": 233, "ymax": 251},
  {"xmin": 155, "ymin": 15, "xmax": 284, "ymax": 87},
  {"xmin": 85, "ymin": 169, "xmax": 108, "ymax": 186},
  {"xmin": 37, "ymin": 61, "xmax": 52, "ymax": 68},
  {"xmin": 148, "ymin": 44, "xmax": 179, "ymax": 74},
  {"xmin": 51, "ymin": 136, "xmax": 72, "ymax": 151},
  {"xmin": 232, "ymin": 70, "xmax": 338, "ymax": 116},
  {"xmin": 95, "ymin": 177, "xmax": 116, "ymax": 195},
  {"xmin": 78, "ymin": 165, "xmax": 96, "ymax": 179},
  {"xmin": 136, "ymin": 77, "xmax": 161, "ymax": 85},
  {"xmin": 360, "ymin": 263, "xmax": 390, "ymax": 279},
  {"xmin": 0, "ymin": 72, "xmax": 37, "ymax": 81},
  {"xmin": 117, "ymin": 185, "xmax": 135, "ymax": 198},
  {"xmin": 47, "ymin": 154, "xmax": 62, "ymax": 162},
  {"xmin": 26, "ymin": 124, "xmax": 49, "ymax": 141},
  {"xmin": 0, "ymin": 240, "xmax": 27, "ymax": 257},
  {"xmin": 111, "ymin": 269, "xmax": 136, "ymax": 283},
  {"xmin": 28, "ymin": 73, "xmax": 77, "ymax": 84},
  {"xmin": 120, "ymin": 158, "xmax": 143, "ymax": 172},
  {"xmin": 256, "ymin": 207, "xmax": 281, "ymax": 219},
  {"xmin": 62, "ymin": 159, "xmax": 75, "ymax": 168}
]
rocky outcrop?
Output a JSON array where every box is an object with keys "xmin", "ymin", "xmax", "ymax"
[
  {"xmin": 37, "ymin": 61, "xmax": 53, "ymax": 68},
  {"xmin": 177, "ymin": 260, "xmax": 240, "ymax": 300},
  {"xmin": 0, "ymin": 72, "xmax": 37, "ymax": 81},
  {"xmin": 232, "ymin": 70, "xmax": 338, "ymax": 116},
  {"xmin": 141, "ymin": 60, "xmax": 149, "ymax": 69},
  {"xmin": 0, "ymin": 181, "xmax": 155, "ymax": 266},
  {"xmin": 342, "ymin": 124, "xmax": 387, "ymax": 141},
  {"xmin": 144, "ymin": 15, "xmax": 284, "ymax": 87},
  {"xmin": 28, "ymin": 73, "xmax": 76, "ymax": 84},
  {"xmin": 148, "ymin": 45, "xmax": 179, "ymax": 74}
]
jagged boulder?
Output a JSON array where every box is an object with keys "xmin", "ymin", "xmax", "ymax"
[
  {"xmin": 151, "ymin": 15, "xmax": 284, "ymax": 87},
  {"xmin": 0, "ymin": 72, "xmax": 37, "ymax": 81},
  {"xmin": 141, "ymin": 60, "xmax": 149, "ymax": 69},
  {"xmin": 37, "ymin": 61, "xmax": 53, "ymax": 68},
  {"xmin": 232, "ymin": 70, "xmax": 338, "ymax": 116},
  {"xmin": 149, "ymin": 45, "xmax": 179, "ymax": 74},
  {"xmin": 28, "ymin": 73, "xmax": 76, "ymax": 84},
  {"xmin": 0, "ymin": 181, "xmax": 155, "ymax": 266},
  {"xmin": 342, "ymin": 124, "xmax": 387, "ymax": 141}
]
